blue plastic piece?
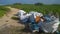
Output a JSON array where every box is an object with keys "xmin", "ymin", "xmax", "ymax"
[
  {"xmin": 30, "ymin": 23, "xmax": 39, "ymax": 31},
  {"xmin": 29, "ymin": 14, "xmax": 35, "ymax": 24},
  {"xmin": 21, "ymin": 18, "xmax": 28, "ymax": 23},
  {"xmin": 38, "ymin": 21, "xmax": 43, "ymax": 27},
  {"xmin": 29, "ymin": 14, "xmax": 40, "ymax": 31},
  {"xmin": 44, "ymin": 15, "xmax": 52, "ymax": 22}
]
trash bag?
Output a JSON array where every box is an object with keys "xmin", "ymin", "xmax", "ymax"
[
  {"xmin": 50, "ymin": 15, "xmax": 56, "ymax": 21},
  {"xmin": 29, "ymin": 12, "xmax": 40, "ymax": 32},
  {"xmin": 18, "ymin": 10, "xmax": 31, "ymax": 23},
  {"xmin": 44, "ymin": 15, "xmax": 52, "ymax": 22},
  {"xmin": 17, "ymin": 10, "xmax": 59, "ymax": 33},
  {"xmin": 18, "ymin": 10, "xmax": 26, "ymax": 18},
  {"xmin": 29, "ymin": 23, "xmax": 39, "ymax": 32},
  {"xmin": 29, "ymin": 11, "xmax": 43, "ymax": 23},
  {"xmin": 29, "ymin": 11, "xmax": 43, "ymax": 18},
  {"xmin": 38, "ymin": 21, "xmax": 43, "ymax": 27},
  {"xmin": 38, "ymin": 18, "xmax": 59, "ymax": 33},
  {"xmin": 29, "ymin": 14, "xmax": 35, "ymax": 24}
]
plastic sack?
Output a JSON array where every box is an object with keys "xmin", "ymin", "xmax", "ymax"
[
  {"xmin": 29, "ymin": 13, "xmax": 40, "ymax": 32},
  {"xmin": 44, "ymin": 15, "xmax": 52, "ymax": 22},
  {"xmin": 38, "ymin": 18, "xmax": 59, "ymax": 33},
  {"xmin": 29, "ymin": 11, "xmax": 43, "ymax": 18},
  {"xmin": 29, "ymin": 14, "xmax": 35, "ymax": 23},
  {"xmin": 29, "ymin": 11, "xmax": 43, "ymax": 23},
  {"xmin": 29, "ymin": 23, "xmax": 39, "ymax": 32},
  {"xmin": 18, "ymin": 10, "xmax": 31, "ymax": 23},
  {"xmin": 18, "ymin": 10, "xmax": 26, "ymax": 18}
]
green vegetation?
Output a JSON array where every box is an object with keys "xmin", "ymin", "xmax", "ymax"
[
  {"xmin": 10, "ymin": 4, "xmax": 60, "ymax": 16},
  {"xmin": 0, "ymin": 3, "xmax": 60, "ymax": 17},
  {"xmin": 0, "ymin": 6, "xmax": 10, "ymax": 17}
]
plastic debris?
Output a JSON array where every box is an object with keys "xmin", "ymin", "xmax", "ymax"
[
  {"xmin": 17, "ymin": 10, "xmax": 59, "ymax": 33},
  {"xmin": 38, "ymin": 18, "xmax": 59, "ymax": 33},
  {"xmin": 29, "ymin": 11, "xmax": 43, "ymax": 23},
  {"xmin": 18, "ymin": 10, "xmax": 31, "ymax": 23},
  {"xmin": 29, "ymin": 23, "xmax": 39, "ymax": 32},
  {"xmin": 29, "ymin": 11, "xmax": 43, "ymax": 18}
]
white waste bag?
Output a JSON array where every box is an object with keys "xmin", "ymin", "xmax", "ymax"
[
  {"xmin": 38, "ymin": 18, "xmax": 59, "ymax": 33},
  {"xmin": 29, "ymin": 11, "xmax": 43, "ymax": 18},
  {"xmin": 18, "ymin": 10, "xmax": 26, "ymax": 18},
  {"xmin": 18, "ymin": 10, "xmax": 31, "ymax": 22}
]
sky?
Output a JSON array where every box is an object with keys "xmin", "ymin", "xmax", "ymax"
[{"xmin": 0, "ymin": 0, "xmax": 60, "ymax": 5}]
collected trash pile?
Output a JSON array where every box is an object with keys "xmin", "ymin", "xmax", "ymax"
[{"xmin": 17, "ymin": 10, "xmax": 59, "ymax": 33}]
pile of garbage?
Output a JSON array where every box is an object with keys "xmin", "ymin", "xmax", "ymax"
[{"xmin": 17, "ymin": 10, "xmax": 59, "ymax": 33}]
